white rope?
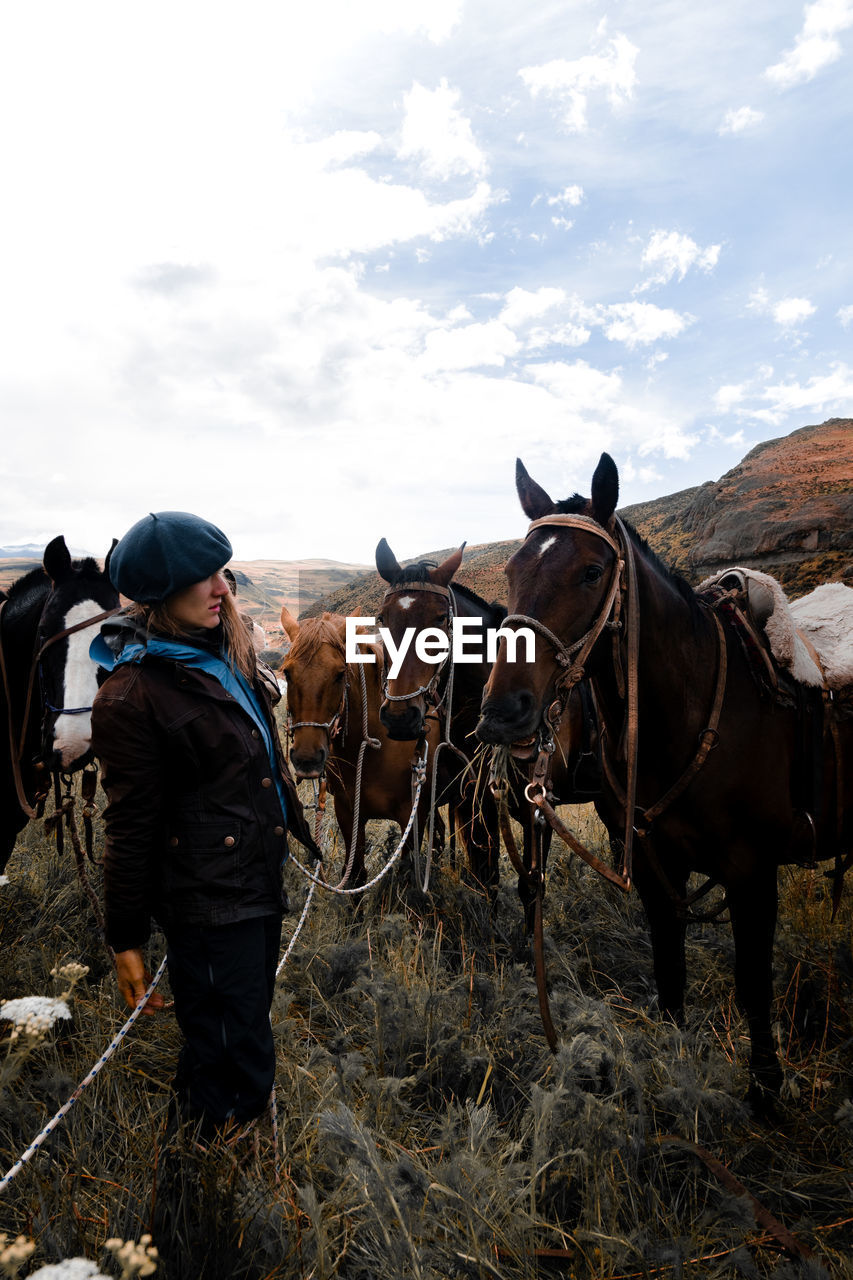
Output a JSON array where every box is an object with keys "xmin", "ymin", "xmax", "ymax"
[
  {"xmin": 290, "ymin": 742, "xmax": 429, "ymax": 896},
  {"xmin": 0, "ymin": 956, "xmax": 168, "ymax": 1193},
  {"xmin": 0, "ymin": 737, "xmax": 428, "ymax": 1192}
]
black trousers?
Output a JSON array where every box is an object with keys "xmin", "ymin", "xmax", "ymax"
[{"xmin": 165, "ymin": 914, "xmax": 282, "ymax": 1134}]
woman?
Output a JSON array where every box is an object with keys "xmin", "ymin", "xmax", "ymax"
[{"xmin": 91, "ymin": 510, "xmax": 320, "ymax": 1138}]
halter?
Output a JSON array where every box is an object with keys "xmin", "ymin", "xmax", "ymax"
[{"xmin": 286, "ymin": 668, "xmax": 349, "ymax": 747}]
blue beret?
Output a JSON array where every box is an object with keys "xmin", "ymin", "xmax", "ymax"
[{"xmin": 109, "ymin": 511, "xmax": 233, "ymax": 603}]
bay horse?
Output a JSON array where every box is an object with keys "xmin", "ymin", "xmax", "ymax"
[
  {"xmin": 375, "ymin": 539, "xmax": 601, "ymax": 911},
  {"xmin": 476, "ymin": 453, "xmax": 852, "ymax": 1106},
  {"xmin": 280, "ymin": 609, "xmax": 441, "ymax": 887},
  {"xmin": 0, "ymin": 536, "xmax": 119, "ymax": 872}
]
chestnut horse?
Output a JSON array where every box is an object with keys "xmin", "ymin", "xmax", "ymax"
[
  {"xmin": 280, "ymin": 609, "xmax": 440, "ymax": 887},
  {"xmin": 477, "ymin": 453, "xmax": 852, "ymax": 1105},
  {"xmin": 375, "ymin": 540, "xmax": 601, "ymax": 911},
  {"xmin": 0, "ymin": 536, "xmax": 119, "ymax": 872}
]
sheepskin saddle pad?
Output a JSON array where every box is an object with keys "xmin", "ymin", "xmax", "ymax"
[{"xmin": 697, "ymin": 568, "xmax": 853, "ymax": 691}]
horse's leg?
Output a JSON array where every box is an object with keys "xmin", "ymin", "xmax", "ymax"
[
  {"xmin": 633, "ymin": 849, "xmax": 687, "ymax": 1022},
  {"xmin": 727, "ymin": 865, "xmax": 782, "ymax": 1108}
]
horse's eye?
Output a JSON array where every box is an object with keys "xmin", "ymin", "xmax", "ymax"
[
  {"xmin": 584, "ymin": 565, "xmax": 603, "ymax": 584},
  {"xmin": 334, "ymin": 670, "xmax": 345, "ymax": 683}
]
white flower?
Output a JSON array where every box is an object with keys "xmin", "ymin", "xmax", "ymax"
[
  {"xmin": 29, "ymin": 1261, "xmax": 111, "ymax": 1279},
  {"xmin": 0, "ymin": 996, "xmax": 72, "ymax": 1037}
]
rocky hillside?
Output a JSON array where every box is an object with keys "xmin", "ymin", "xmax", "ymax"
[{"xmin": 306, "ymin": 418, "xmax": 853, "ymax": 615}]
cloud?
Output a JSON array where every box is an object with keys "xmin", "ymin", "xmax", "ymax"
[
  {"xmin": 755, "ymin": 363, "xmax": 853, "ymax": 423},
  {"xmin": 500, "ymin": 286, "xmax": 567, "ymax": 327},
  {"xmin": 718, "ymin": 106, "xmax": 765, "ymax": 135},
  {"xmin": 519, "ymin": 33, "xmax": 639, "ymax": 132},
  {"xmin": 638, "ymin": 230, "xmax": 721, "ymax": 290},
  {"xmin": 714, "ymin": 383, "xmax": 745, "ymax": 411},
  {"xmin": 419, "ymin": 320, "xmax": 520, "ymax": 372},
  {"xmin": 838, "ymin": 304, "xmax": 853, "ymax": 326},
  {"xmin": 765, "ymin": 0, "xmax": 853, "ymax": 88},
  {"xmin": 547, "ymin": 185, "xmax": 585, "ymax": 207},
  {"xmin": 773, "ymin": 297, "xmax": 817, "ymax": 326},
  {"xmin": 398, "ymin": 80, "xmax": 488, "ymax": 180},
  {"xmin": 748, "ymin": 288, "xmax": 816, "ymax": 328},
  {"xmin": 602, "ymin": 301, "xmax": 692, "ymax": 348}
]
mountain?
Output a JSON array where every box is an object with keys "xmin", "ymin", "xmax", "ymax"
[{"xmin": 304, "ymin": 418, "xmax": 853, "ymax": 616}]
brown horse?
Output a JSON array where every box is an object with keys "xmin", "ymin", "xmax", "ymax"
[
  {"xmin": 280, "ymin": 609, "xmax": 440, "ymax": 887},
  {"xmin": 375, "ymin": 540, "xmax": 601, "ymax": 913},
  {"xmin": 476, "ymin": 453, "xmax": 852, "ymax": 1106}
]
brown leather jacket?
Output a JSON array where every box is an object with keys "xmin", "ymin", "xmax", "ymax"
[{"xmin": 92, "ymin": 648, "xmax": 320, "ymax": 952}]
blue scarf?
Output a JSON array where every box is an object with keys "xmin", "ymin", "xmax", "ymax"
[{"xmin": 91, "ymin": 632, "xmax": 288, "ymax": 824}]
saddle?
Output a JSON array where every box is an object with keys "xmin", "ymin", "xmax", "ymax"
[{"xmin": 697, "ymin": 567, "xmax": 853, "ymax": 696}]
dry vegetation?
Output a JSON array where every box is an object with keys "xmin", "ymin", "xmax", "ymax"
[{"xmin": 0, "ymin": 764, "xmax": 851, "ymax": 1280}]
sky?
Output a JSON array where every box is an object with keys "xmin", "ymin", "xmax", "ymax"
[{"xmin": 1, "ymin": 0, "xmax": 852, "ymax": 564}]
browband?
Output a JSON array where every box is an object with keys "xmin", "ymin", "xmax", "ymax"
[
  {"xmin": 382, "ymin": 581, "xmax": 451, "ymax": 601},
  {"xmin": 525, "ymin": 514, "xmax": 621, "ymax": 558}
]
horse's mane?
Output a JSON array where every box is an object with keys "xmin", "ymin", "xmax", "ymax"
[
  {"xmin": 289, "ymin": 614, "xmax": 346, "ymax": 665},
  {"xmin": 554, "ymin": 497, "xmax": 700, "ymax": 616},
  {"xmin": 383, "ymin": 562, "xmax": 507, "ymax": 623},
  {"xmin": 5, "ymin": 566, "xmax": 50, "ymax": 614}
]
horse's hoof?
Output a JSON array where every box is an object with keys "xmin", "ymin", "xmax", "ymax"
[{"xmin": 746, "ymin": 1067, "xmax": 783, "ymax": 1120}]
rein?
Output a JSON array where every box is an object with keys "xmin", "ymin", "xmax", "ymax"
[{"xmin": 0, "ymin": 600, "xmax": 122, "ymax": 819}]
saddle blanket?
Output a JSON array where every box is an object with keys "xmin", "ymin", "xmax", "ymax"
[{"xmin": 697, "ymin": 568, "xmax": 853, "ymax": 691}]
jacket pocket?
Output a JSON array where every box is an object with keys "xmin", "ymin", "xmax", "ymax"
[{"xmin": 163, "ymin": 819, "xmax": 242, "ymax": 899}]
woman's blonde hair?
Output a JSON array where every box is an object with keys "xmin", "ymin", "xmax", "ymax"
[{"xmin": 129, "ymin": 589, "xmax": 256, "ymax": 680}]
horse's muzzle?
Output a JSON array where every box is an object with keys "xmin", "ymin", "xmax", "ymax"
[
  {"xmin": 379, "ymin": 703, "xmax": 424, "ymax": 741},
  {"xmin": 291, "ymin": 746, "xmax": 328, "ymax": 781},
  {"xmin": 476, "ymin": 689, "xmax": 541, "ymax": 746}
]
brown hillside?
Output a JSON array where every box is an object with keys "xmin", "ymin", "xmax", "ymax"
[{"xmin": 308, "ymin": 419, "xmax": 853, "ymax": 613}]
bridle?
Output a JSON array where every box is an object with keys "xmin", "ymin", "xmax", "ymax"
[
  {"xmin": 286, "ymin": 669, "xmax": 350, "ymax": 748},
  {"xmin": 498, "ymin": 510, "xmax": 729, "ymax": 899},
  {"xmin": 380, "ymin": 580, "xmax": 455, "ymax": 706},
  {"xmin": 0, "ymin": 598, "xmax": 123, "ymax": 819}
]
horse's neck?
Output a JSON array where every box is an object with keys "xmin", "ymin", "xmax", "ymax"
[
  {"xmin": 592, "ymin": 547, "xmax": 717, "ymax": 739},
  {"xmin": 448, "ymin": 589, "xmax": 497, "ymax": 696},
  {"xmin": 0, "ymin": 585, "xmax": 47, "ymax": 712}
]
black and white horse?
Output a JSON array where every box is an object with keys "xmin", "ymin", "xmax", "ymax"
[{"xmin": 0, "ymin": 536, "xmax": 118, "ymax": 872}]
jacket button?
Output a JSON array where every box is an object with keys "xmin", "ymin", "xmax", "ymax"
[
  {"xmin": 261, "ymin": 777, "xmax": 272, "ymax": 788},
  {"xmin": 274, "ymin": 826, "xmax": 284, "ymax": 837},
  {"xmin": 224, "ymin": 836, "xmax": 236, "ymax": 848},
  {"xmin": 169, "ymin": 836, "xmax": 179, "ymax": 847},
  {"xmin": 251, "ymin": 729, "xmax": 260, "ymax": 739}
]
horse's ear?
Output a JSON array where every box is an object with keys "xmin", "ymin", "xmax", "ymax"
[
  {"xmin": 280, "ymin": 606, "xmax": 300, "ymax": 642},
  {"xmin": 516, "ymin": 459, "xmax": 556, "ymax": 521},
  {"xmin": 431, "ymin": 542, "xmax": 465, "ymax": 588},
  {"xmin": 590, "ymin": 453, "xmax": 619, "ymax": 526},
  {"xmin": 103, "ymin": 538, "xmax": 118, "ymax": 579},
  {"xmin": 375, "ymin": 538, "xmax": 402, "ymax": 583},
  {"xmin": 43, "ymin": 535, "xmax": 72, "ymax": 585}
]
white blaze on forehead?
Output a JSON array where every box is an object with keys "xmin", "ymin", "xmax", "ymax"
[
  {"xmin": 50, "ymin": 599, "xmax": 103, "ymax": 768},
  {"xmin": 537, "ymin": 535, "xmax": 557, "ymax": 558},
  {"xmin": 397, "ymin": 595, "xmax": 415, "ymax": 610}
]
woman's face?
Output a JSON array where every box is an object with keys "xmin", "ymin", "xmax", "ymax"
[{"xmin": 166, "ymin": 570, "xmax": 230, "ymax": 630}]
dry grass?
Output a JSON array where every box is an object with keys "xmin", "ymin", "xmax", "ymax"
[{"xmin": 0, "ymin": 794, "xmax": 851, "ymax": 1279}]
